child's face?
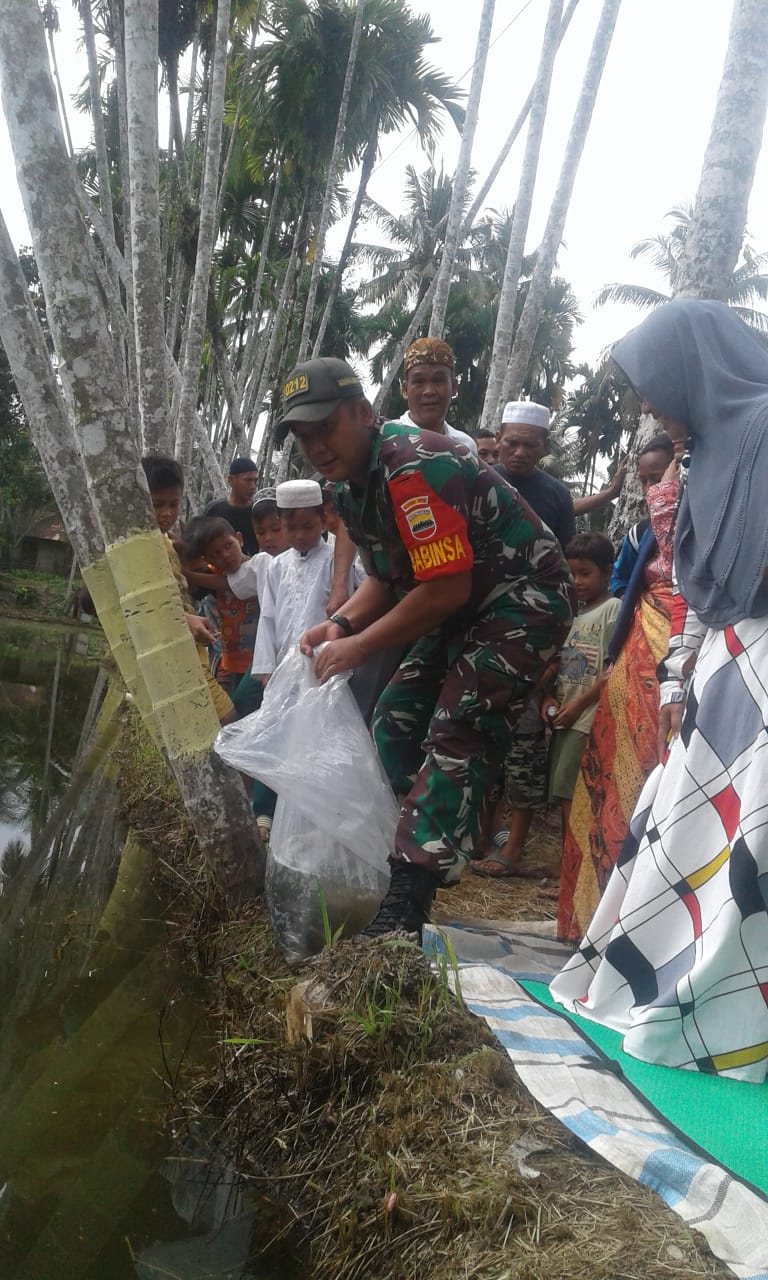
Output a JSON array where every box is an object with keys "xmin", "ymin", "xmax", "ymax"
[
  {"xmin": 638, "ymin": 450, "xmax": 670, "ymax": 496},
  {"xmin": 567, "ymin": 557, "xmax": 609, "ymax": 606},
  {"xmin": 282, "ymin": 507, "xmax": 324, "ymax": 555},
  {"xmin": 253, "ymin": 512, "xmax": 289, "ymax": 556},
  {"xmin": 205, "ymin": 531, "xmax": 245, "ymax": 575},
  {"xmin": 151, "ymin": 486, "xmax": 182, "ymax": 534},
  {"xmin": 322, "ymin": 501, "xmax": 341, "ymax": 535}
]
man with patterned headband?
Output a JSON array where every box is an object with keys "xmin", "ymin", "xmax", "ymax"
[
  {"xmin": 273, "ymin": 356, "xmax": 574, "ymax": 940},
  {"xmin": 398, "ymin": 338, "xmax": 478, "ymax": 458}
]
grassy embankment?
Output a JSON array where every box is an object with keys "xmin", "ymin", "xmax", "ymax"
[
  {"xmin": 113, "ymin": 706, "xmax": 728, "ymax": 1280},
  {"xmin": 0, "ymin": 568, "xmax": 79, "ymax": 624}
]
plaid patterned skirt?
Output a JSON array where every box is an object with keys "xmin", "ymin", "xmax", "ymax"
[{"xmin": 551, "ymin": 613, "xmax": 768, "ymax": 1082}]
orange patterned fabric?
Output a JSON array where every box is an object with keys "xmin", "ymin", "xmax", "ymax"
[{"xmin": 557, "ymin": 585, "xmax": 672, "ymax": 944}]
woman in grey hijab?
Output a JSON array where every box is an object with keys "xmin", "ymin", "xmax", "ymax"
[
  {"xmin": 612, "ymin": 298, "xmax": 768, "ymax": 626},
  {"xmin": 551, "ymin": 299, "xmax": 768, "ymax": 1082}
]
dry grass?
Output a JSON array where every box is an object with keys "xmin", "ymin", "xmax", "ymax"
[
  {"xmin": 176, "ymin": 916, "xmax": 728, "ymax": 1280},
  {"xmin": 114, "ymin": 713, "xmax": 731, "ymax": 1280}
]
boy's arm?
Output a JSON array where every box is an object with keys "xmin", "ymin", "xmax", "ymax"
[
  {"xmin": 185, "ymin": 612, "xmax": 218, "ymax": 644},
  {"xmin": 184, "ymin": 567, "xmax": 228, "ymax": 592},
  {"xmin": 326, "ymin": 522, "xmax": 356, "ymax": 616},
  {"xmin": 250, "ymin": 563, "xmax": 278, "ymax": 676},
  {"xmin": 552, "ymin": 671, "xmax": 609, "ymax": 728}
]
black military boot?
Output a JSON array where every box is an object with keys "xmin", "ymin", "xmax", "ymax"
[{"xmin": 360, "ymin": 860, "xmax": 438, "ymax": 942}]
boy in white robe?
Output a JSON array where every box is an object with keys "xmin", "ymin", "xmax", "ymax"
[{"xmin": 252, "ymin": 479, "xmax": 364, "ymax": 680}]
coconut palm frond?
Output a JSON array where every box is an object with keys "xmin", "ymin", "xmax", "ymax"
[{"xmin": 593, "ymin": 283, "xmax": 670, "ymax": 311}]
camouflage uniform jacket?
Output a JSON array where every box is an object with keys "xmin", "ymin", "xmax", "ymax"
[{"xmin": 334, "ymin": 422, "xmax": 571, "ymax": 628}]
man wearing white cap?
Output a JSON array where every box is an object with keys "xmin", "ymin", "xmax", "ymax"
[
  {"xmin": 496, "ymin": 402, "xmax": 626, "ymax": 542},
  {"xmin": 495, "ymin": 401, "xmax": 575, "ymax": 548},
  {"xmin": 475, "ymin": 400, "xmax": 622, "ymax": 880},
  {"xmin": 251, "ymin": 479, "xmax": 364, "ymax": 680}
]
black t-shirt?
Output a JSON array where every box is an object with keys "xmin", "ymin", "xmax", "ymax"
[
  {"xmin": 495, "ymin": 464, "xmax": 575, "ymax": 550},
  {"xmin": 203, "ymin": 499, "xmax": 259, "ymax": 556}
]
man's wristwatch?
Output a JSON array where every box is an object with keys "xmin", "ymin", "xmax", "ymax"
[{"xmin": 329, "ymin": 613, "xmax": 353, "ymax": 636}]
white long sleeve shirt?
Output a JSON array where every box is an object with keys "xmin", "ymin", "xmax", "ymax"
[
  {"xmin": 251, "ymin": 541, "xmax": 364, "ymax": 676},
  {"xmin": 226, "ymin": 551, "xmax": 272, "ymax": 603}
]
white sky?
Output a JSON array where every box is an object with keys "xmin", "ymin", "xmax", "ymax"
[{"xmin": 1, "ymin": 0, "xmax": 766, "ymax": 368}]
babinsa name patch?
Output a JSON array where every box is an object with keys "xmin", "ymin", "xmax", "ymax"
[{"xmin": 408, "ymin": 535, "xmax": 468, "ymax": 574}]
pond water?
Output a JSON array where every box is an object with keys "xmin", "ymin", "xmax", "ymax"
[{"xmin": 0, "ymin": 620, "xmax": 303, "ymax": 1279}]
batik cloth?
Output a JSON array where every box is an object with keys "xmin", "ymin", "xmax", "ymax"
[
  {"xmin": 556, "ymin": 478, "xmax": 677, "ymax": 943},
  {"xmin": 551, "ymin": 611, "xmax": 768, "ymax": 1082},
  {"xmin": 336, "ymin": 422, "xmax": 574, "ymax": 882},
  {"xmin": 556, "ymin": 585, "xmax": 671, "ymax": 942}
]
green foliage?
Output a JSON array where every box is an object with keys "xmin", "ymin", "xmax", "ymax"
[
  {"xmin": 595, "ymin": 206, "xmax": 768, "ymax": 334},
  {"xmin": 362, "ymin": 178, "xmax": 582, "ymax": 430}
]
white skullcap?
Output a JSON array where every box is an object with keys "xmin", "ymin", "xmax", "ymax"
[
  {"xmin": 501, "ymin": 400, "xmax": 550, "ymax": 430},
  {"xmin": 276, "ymin": 479, "xmax": 323, "ymax": 509}
]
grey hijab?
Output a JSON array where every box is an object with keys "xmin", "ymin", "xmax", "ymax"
[{"xmin": 612, "ymin": 299, "xmax": 768, "ymax": 628}]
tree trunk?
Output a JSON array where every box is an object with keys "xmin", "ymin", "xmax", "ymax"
[
  {"xmin": 0, "ymin": 212, "xmax": 103, "ymax": 567},
  {"xmin": 174, "ymin": 0, "xmax": 232, "ymax": 470},
  {"xmin": 166, "ymin": 54, "xmax": 190, "ymax": 199},
  {"xmin": 463, "ymin": 0, "xmax": 579, "ymax": 234},
  {"xmin": 250, "ymin": 193, "xmax": 310, "ymax": 462},
  {"xmin": 109, "ymin": 0, "xmax": 141, "ymax": 436},
  {"xmin": 479, "ymin": 0, "xmax": 563, "ymax": 431},
  {"xmin": 80, "ymin": 0, "xmax": 115, "ymax": 235},
  {"xmin": 429, "ymin": 0, "xmax": 496, "ymax": 339},
  {"xmin": 235, "ymin": 160, "xmax": 282, "ymax": 400},
  {"xmin": 502, "ymin": 0, "xmax": 622, "ymax": 404},
  {"xmin": 213, "ymin": 330, "xmax": 247, "ymax": 455},
  {"xmin": 297, "ymin": 0, "xmax": 366, "ymax": 361},
  {"xmin": 124, "ymin": 0, "xmax": 174, "ymax": 454},
  {"xmin": 372, "ymin": 273, "xmax": 439, "ymax": 413},
  {"xmin": 675, "ymin": 0, "xmax": 768, "ymax": 300},
  {"xmin": 0, "ymin": 0, "xmax": 263, "ymax": 904},
  {"xmin": 312, "ymin": 122, "xmax": 378, "ymax": 357}
]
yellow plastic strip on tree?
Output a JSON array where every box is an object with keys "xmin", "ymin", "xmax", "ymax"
[
  {"xmin": 82, "ymin": 555, "xmax": 141, "ymax": 701},
  {"xmin": 104, "ymin": 528, "xmax": 220, "ymax": 758},
  {"xmin": 81, "ymin": 554, "xmax": 159, "ymax": 743}
]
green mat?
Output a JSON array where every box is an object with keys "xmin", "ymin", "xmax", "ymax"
[{"xmin": 520, "ymin": 979, "xmax": 768, "ymax": 1199}]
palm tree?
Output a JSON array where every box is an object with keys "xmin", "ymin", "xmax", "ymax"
[
  {"xmin": 594, "ymin": 206, "xmax": 768, "ymax": 333},
  {"xmin": 298, "ymin": 0, "xmax": 366, "ymax": 360},
  {"xmin": 0, "ymin": 0, "xmax": 264, "ymax": 904},
  {"xmin": 355, "ymin": 165, "xmax": 462, "ymax": 313},
  {"xmin": 500, "ymin": 0, "xmax": 622, "ymax": 412},
  {"xmin": 174, "ymin": 0, "xmax": 233, "ymax": 469},
  {"xmin": 364, "ymin": 195, "xmax": 581, "ymax": 431},
  {"xmin": 479, "ymin": 0, "xmax": 563, "ymax": 432},
  {"xmin": 428, "ymin": 0, "xmax": 496, "ymax": 339},
  {"xmin": 675, "ymin": 0, "xmax": 768, "ymax": 302}
]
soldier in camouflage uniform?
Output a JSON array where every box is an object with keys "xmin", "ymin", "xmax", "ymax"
[{"xmin": 275, "ymin": 355, "xmax": 574, "ymax": 938}]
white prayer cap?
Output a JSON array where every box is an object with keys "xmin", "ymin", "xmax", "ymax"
[
  {"xmin": 276, "ymin": 479, "xmax": 323, "ymax": 509},
  {"xmin": 501, "ymin": 400, "xmax": 550, "ymax": 430}
]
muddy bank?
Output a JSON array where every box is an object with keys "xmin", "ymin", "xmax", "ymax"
[{"xmin": 115, "ymin": 709, "xmax": 729, "ymax": 1280}]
